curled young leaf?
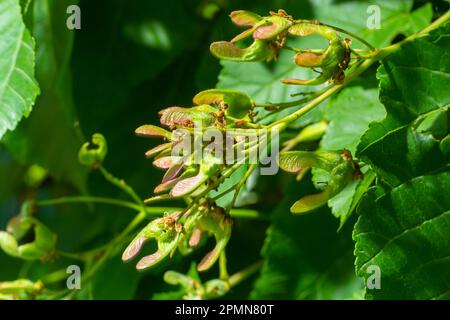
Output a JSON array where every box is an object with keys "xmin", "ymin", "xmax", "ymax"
[{"xmin": 78, "ymin": 133, "xmax": 108, "ymax": 168}]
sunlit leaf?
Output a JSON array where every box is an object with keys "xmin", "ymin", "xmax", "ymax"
[{"xmin": 0, "ymin": 0, "xmax": 39, "ymax": 139}]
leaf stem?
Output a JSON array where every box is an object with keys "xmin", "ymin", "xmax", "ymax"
[
  {"xmin": 219, "ymin": 251, "xmax": 229, "ymax": 280},
  {"xmin": 322, "ymin": 23, "xmax": 375, "ymax": 50},
  {"xmin": 36, "ymin": 196, "xmax": 195, "ymax": 219},
  {"xmin": 99, "ymin": 166, "xmax": 144, "ymax": 209},
  {"xmin": 37, "ymin": 196, "xmax": 142, "ymax": 212},
  {"xmin": 228, "ymin": 260, "xmax": 263, "ymax": 288},
  {"xmin": 227, "ymin": 164, "xmax": 256, "ymax": 211}
]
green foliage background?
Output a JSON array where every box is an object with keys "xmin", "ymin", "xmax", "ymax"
[{"xmin": 0, "ymin": 0, "xmax": 449, "ymax": 299}]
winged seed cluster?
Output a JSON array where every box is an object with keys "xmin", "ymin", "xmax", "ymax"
[
  {"xmin": 0, "ymin": 9, "xmax": 371, "ymax": 300},
  {"xmin": 121, "ymin": 10, "xmax": 362, "ymax": 273}
]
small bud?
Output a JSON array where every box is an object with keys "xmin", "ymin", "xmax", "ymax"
[{"xmin": 78, "ymin": 133, "xmax": 107, "ymax": 168}]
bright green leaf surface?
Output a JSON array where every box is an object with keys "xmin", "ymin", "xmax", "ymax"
[
  {"xmin": 354, "ymin": 172, "xmax": 450, "ymax": 299},
  {"xmin": 312, "ymin": 0, "xmax": 433, "ymax": 48},
  {"xmin": 0, "ymin": 0, "xmax": 39, "ymax": 139},
  {"xmin": 3, "ymin": 0, "xmax": 87, "ymax": 191},
  {"xmin": 357, "ymin": 24, "xmax": 450, "ymax": 187},
  {"xmin": 322, "ymin": 85, "xmax": 386, "ymax": 155}
]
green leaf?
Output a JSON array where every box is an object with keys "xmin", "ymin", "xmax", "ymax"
[
  {"xmin": 0, "ymin": 0, "xmax": 39, "ymax": 139},
  {"xmin": 357, "ymin": 24, "xmax": 450, "ymax": 187},
  {"xmin": 327, "ymin": 180, "xmax": 359, "ymax": 225},
  {"xmin": 354, "ymin": 172, "xmax": 450, "ymax": 299},
  {"xmin": 333, "ymin": 170, "xmax": 376, "ymax": 230},
  {"xmin": 321, "ymin": 85, "xmax": 386, "ymax": 155},
  {"xmin": 313, "ymin": 0, "xmax": 433, "ymax": 48},
  {"xmin": 3, "ymin": 0, "xmax": 87, "ymax": 191},
  {"xmin": 353, "ymin": 23, "xmax": 450, "ymax": 300},
  {"xmin": 251, "ymin": 179, "xmax": 361, "ymax": 299}
]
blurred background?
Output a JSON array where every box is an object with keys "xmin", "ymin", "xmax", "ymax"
[{"xmin": 0, "ymin": 0, "xmax": 448, "ymax": 299}]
